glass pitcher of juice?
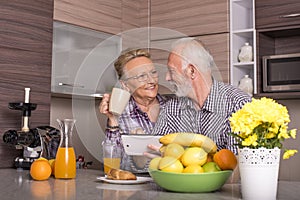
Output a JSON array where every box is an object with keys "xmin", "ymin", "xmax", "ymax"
[{"xmin": 55, "ymin": 119, "xmax": 76, "ymax": 179}]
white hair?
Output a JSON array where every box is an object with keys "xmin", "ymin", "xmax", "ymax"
[{"xmin": 171, "ymin": 38, "xmax": 216, "ymax": 72}]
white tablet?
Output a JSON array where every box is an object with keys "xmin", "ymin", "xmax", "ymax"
[{"xmin": 121, "ymin": 135, "xmax": 162, "ymax": 156}]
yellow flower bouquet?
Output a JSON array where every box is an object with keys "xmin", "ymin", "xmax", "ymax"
[{"xmin": 229, "ymin": 97, "xmax": 298, "ymax": 159}]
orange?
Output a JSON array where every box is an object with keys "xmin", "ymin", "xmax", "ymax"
[
  {"xmin": 37, "ymin": 157, "xmax": 48, "ymax": 161},
  {"xmin": 30, "ymin": 180, "xmax": 52, "ymax": 198},
  {"xmin": 30, "ymin": 160, "xmax": 52, "ymax": 181},
  {"xmin": 213, "ymin": 149, "xmax": 237, "ymax": 170},
  {"xmin": 205, "ymin": 153, "xmax": 215, "ymax": 163}
]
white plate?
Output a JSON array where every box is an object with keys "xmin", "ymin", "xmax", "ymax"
[{"xmin": 97, "ymin": 176, "xmax": 152, "ymax": 184}]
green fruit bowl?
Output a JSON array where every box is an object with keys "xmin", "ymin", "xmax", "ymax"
[{"xmin": 149, "ymin": 169, "xmax": 232, "ymax": 193}]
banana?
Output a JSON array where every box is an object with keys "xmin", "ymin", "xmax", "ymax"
[{"xmin": 159, "ymin": 132, "xmax": 217, "ymax": 153}]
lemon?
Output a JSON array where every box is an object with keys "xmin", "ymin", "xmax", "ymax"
[
  {"xmin": 48, "ymin": 159, "xmax": 55, "ymax": 166},
  {"xmin": 149, "ymin": 157, "xmax": 162, "ymax": 170},
  {"xmin": 163, "ymin": 143, "xmax": 185, "ymax": 159},
  {"xmin": 181, "ymin": 147, "xmax": 208, "ymax": 167},
  {"xmin": 183, "ymin": 164, "xmax": 204, "ymax": 173},
  {"xmin": 159, "ymin": 156, "xmax": 183, "ymax": 173},
  {"xmin": 159, "ymin": 145, "xmax": 167, "ymax": 154},
  {"xmin": 48, "ymin": 159, "xmax": 55, "ymax": 175}
]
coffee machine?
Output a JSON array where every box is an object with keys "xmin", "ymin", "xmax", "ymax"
[{"xmin": 2, "ymin": 88, "xmax": 60, "ymax": 169}]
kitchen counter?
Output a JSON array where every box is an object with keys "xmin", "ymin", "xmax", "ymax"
[{"xmin": 0, "ymin": 168, "xmax": 299, "ymax": 200}]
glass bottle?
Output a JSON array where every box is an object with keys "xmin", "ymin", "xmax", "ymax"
[
  {"xmin": 102, "ymin": 135, "xmax": 122, "ymax": 174},
  {"xmin": 55, "ymin": 119, "xmax": 76, "ymax": 179},
  {"xmin": 238, "ymin": 75, "xmax": 253, "ymax": 97},
  {"xmin": 238, "ymin": 42, "xmax": 253, "ymax": 62}
]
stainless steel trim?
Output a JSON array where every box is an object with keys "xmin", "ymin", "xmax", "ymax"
[
  {"xmin": 264, "ymin": 84, "xmax": 300, "ymax": 92},
  {"xmin": 280, "ymin": 13, "xmax": 300, "ymax": 18},
  {"xmin": 58, "ymin": 82, "xmax": 84, "ymax": 88},
  {"xmin": 262, "ymin": 53, "xmax": 300, "ymax": 59},
  {"xmin": 262, "ymin": 57, "xmax": 269, "ymax": 92}
]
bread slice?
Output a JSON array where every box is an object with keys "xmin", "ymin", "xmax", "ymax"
[{"xmin": 106, "ymin": 169, "xmax": 137, "ymax": 180}]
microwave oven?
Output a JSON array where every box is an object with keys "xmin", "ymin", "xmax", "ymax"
[{"xmin": 262, "ymin": 53, "xmax": 300, "ymax": 92}]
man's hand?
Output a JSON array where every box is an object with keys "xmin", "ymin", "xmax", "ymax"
[{"xmin": 143, "ymin": 144, "xmax": 162, "ymax": 159}]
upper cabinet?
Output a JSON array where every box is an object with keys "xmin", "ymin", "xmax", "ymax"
[
  {"xmin": 52, "ymin": 21, "xmax": 121, "ymax": 97},
  {"xmin": 54, "ymin": 0, "xmax": 122, "ymax": 34},
  {"xmin": 255, "ymin": 0, "xmax": 300, "ymax": 99},
  {"xmin": 149, "ymin": 0, "xmax": 230, "ymax": 84},
  {"xmin": 150, "ymin": 0, "xmax": 229, "ymax": 39},
  {"xmin": 150, "ymin": 33, "xmax": 230, "ymax": 85},
  {"xmin": 256, "ymin": 0, "xmax": 300, "ymax": 29},
  {"xmin": 230, "ymin": 0, "xmax": 256, "ymax": 94}
]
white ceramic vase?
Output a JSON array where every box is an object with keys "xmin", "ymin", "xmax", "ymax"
[
  {"xmin": 238, "ymin": 75, "xmax": 253, "ymax": 96},
  {"xmin": 238, "ymin": 147, "xmax": 281, "ymax": 200},
  {"xmin": 238, "ymin": 42, "xmax": 253, "ymax": 62}
]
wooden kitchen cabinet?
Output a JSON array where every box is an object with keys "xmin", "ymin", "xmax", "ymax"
[
  {"xmin": 0, "ymin": 1, "xmax": 53, "ymax": 167},
  {"xmin": 150, "ymin": 0, "xmax": 229, "ymax": 39},
  {"xmin": 52, "ymin": 21, "xmax": 121, "ymax": 97},
  {"xmin": 54, "ymin": 0, "xmax": 122, "ymax": 34},
  {"xmin": 255, "ymin": 0, "xmax": 300, "ymax": 99},
  {"xmin": 256, "ymin": 0, "xmax": 300, "ymax": 29},
  {"xmin": 198, "ymin": 33, "xmax": 230, "ymax": 84},
  {"xmin": 150, "ymin": 33, "xmax": 230, "ymax": 85}
]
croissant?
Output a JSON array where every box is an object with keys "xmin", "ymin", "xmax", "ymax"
[{"xmin": 106, "ymin": 169, "xmax": 137, "ymax": 180}]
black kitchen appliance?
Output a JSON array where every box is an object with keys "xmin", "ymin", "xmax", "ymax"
[{"xmin": 2, "ymin": 88, "xmax": 60, "ymax": 169}]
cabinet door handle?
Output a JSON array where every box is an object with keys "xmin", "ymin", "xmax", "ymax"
[
  {"xmin": 58, "ymin": 82, "xmax": 84, "ymax": 88},
  {"xmin": 280, "ymin": 13, "xmax": 300, "ymax": 18}
]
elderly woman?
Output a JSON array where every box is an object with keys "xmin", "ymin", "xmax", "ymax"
[{"xmin": 99, "ymin": 48, "xmax": 168, "ymax": 173}]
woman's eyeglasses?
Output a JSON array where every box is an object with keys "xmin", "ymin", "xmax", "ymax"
[{"xmin": 125, "ymin": 70, "xmax": 159, "ymax": 82}]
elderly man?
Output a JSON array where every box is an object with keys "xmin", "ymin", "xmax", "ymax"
[{"xmin": 151, "ymin": 38, "xmax": 251, "ymax": 154}]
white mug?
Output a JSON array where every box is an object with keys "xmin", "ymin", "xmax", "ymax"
[{"xmin": 109, "ymin": 88, "xmax": 131, "ymax": 115}]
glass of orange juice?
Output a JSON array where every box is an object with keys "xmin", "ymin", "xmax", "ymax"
[{"xmin": 102, "ymin": 136, "xmax": 121, "ymax": 174}]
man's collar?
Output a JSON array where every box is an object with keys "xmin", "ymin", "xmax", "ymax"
[
  {"xmin": 181, "ymin": 79, "xmax": 219, "ymax": 113},
  {"xmin": 203, "ymin": 79, "xmax": 220, "ymax": 113}
]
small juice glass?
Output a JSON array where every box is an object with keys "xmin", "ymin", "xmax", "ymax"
[{"xmin": 102, "ymin": 136, "xmax": 121, "ymax": 174}]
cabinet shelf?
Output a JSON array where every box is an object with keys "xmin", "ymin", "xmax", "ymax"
[
  {"xmin": 230, "ymin": 0, "xmax": 256, "ymax": 94},
  {"xmin": 231, "ymin": 0, "xmax": 254, "ymax": 31},
  {"xmin": 232, "ymin": 28, "xmax": 254, "ymax": 35},
  {"xmin": 233, "ymin": 61, "xmax": 254, "ymax": 67},
  {"xmin": 232, "ymin": 0, "xmax": 252, "ymax": 8}
]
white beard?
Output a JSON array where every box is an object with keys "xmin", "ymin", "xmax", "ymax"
[{"xmin": 170, "ymin": 75, "xmax": 192, "ymax": 97}]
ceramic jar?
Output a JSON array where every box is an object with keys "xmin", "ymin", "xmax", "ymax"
[
  {"xmin": 238, "ymin": 42, "xmax": 253, "ymax": 62},
  {"xmin": 238, "ymin": 75, "xmax": 253, "ymax": 96}
]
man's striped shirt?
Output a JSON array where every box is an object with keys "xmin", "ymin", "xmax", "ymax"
[{"xmin": 152, "ymin": 80, "xmax": 252, "ymax": 154}]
